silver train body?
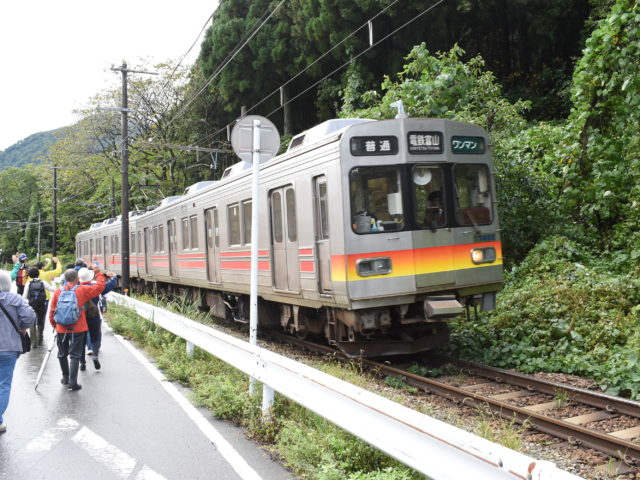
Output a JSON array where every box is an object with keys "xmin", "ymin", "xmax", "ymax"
[{"xmin": 76, "ymin": 117, "xmax": 503, "ymax": 357}]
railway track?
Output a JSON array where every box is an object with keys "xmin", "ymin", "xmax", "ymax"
[{"xmin": 267, "ymin": 332, "xmax": 640, "ymax": 472}]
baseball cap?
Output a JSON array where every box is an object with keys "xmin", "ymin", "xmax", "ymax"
[{"xmin": 18, "ymin": 254, "xmax": 27, "ymax": 262}]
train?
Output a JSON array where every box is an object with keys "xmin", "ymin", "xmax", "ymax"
[{"xmin": 76, "ymin": 115, "xmax": 503, "ymax": 357}]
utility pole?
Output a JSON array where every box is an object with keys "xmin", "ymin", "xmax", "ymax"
[
  {"xmin": 52, "ymin": 165, "xmax": 57, "ymax": 257},
  {"xmin": 111, "ymin": 177, "xmax": 116, "ymax": 218},
  {"xmin": 111, "ymin": 61, "xmax": 157, "ymax": 295},
  {"xmin": 37, "ymin": 210, "xmax": 41, "ymax": 262}
]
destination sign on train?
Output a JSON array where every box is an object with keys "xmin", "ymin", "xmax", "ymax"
[
  {"xmin": 407, "ymin": 131, "xmax": 443, "ymax": 154},
  {"xmin": 350, "ymin": 136, "xmax": 399, "ymax": 156},
  {"xmin": 451, "ymin": 136, "xmax": 486, "ymax": 154}
]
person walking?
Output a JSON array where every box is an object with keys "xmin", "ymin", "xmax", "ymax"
[
  {"xmin": 22, "ymin": 267, "xmax": 56, "ymax": 347},
  {"xmin": 79, "ymin": 268, "xmax": 117, "ymax": 370},
  {"xmin": 10, "ymin": 253, "xmax": 29, "ymax": 296},
  {"xmin": 0, "ymin": 271, "xmax": 36, "ymax": 433},
  {"xmin": 49, "ymin": 268, "xmax": 105, "ymax": 391}
]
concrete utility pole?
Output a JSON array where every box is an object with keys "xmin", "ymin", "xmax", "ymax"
[{"xmin": 111, "ymin": 61, "xmax": 157, "ymax": 295}]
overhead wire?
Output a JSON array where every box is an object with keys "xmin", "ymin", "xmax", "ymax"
[
  {"xmin": 192, "ymin": 0, "xmax": 447, "ymax": 148},
  {"xmin": 163, "ymin": 0, "xmax": 287, "ymax": 130}
]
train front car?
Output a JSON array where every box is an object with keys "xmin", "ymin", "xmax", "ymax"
[{"xmin": 332, "ymin": 118, "xmax": 503, "ymax": 357}]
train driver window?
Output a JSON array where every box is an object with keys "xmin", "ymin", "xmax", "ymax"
[
  {"xmin": 350, "ymin": 166, "xmax": 404, "ymax": 233},
  {"xmin": 453, "ymin": 164, "xmax": 493, "ymax": 226},
  {"xmin": 412, "ymin": 165, "xmax": 446, "ymax": 229}
]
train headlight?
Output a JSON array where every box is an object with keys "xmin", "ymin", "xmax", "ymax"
[
  {"xmin": 471, "ymin": 247, "xmax": 496, "ymax": 264},
  {"xmin": 356, "ymin": 257, "xmax": 392, "ymax": 277}
]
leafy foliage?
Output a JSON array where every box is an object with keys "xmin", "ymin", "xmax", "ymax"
[{"xmin": 448, "ymin": 236, "xmax": 640, "ymax": 398}]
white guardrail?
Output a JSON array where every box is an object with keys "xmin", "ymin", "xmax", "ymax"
[{"xmin": 108, "ymin": 293, "xmax": 583, "ymax": 480}]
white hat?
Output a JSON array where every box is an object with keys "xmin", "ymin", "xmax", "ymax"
[{"xmin": 78, "ymin": 267, "xmax": 94, "ymax": 283}]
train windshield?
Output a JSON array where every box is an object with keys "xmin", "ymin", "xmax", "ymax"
[
  {"xmin": 412, "ymin": 165, "xmax": 446, "ymax": 229},
  {"xmin": 350, "ymin": 166, "xmax": 404, "ymax": 233},
  {"xmin": 453, "ymin": 164, "xmax": 493, "ymax": 225}
]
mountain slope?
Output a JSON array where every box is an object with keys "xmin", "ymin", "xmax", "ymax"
[{"xmin": 0, "ymin": 128, "xmax": 66, "ymax": 170}]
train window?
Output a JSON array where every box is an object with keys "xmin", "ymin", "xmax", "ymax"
[
  {"xmin": 285, "ymin": 188, "xmax": 297, "ymax": 242},
  {"xmin": 349, "ymin": 166, "xmax": 404, "ymax": 234},
  {"xmin": 153, "ymin": 226, "xmax": 159, "ymax": 253},
  {"xmin": 214, "ymin": 209, "xmax": 219, "ymax": 248},
  {"xmin": 189, "ymin": 216, "xmax": 198, "ymax": 249},
  {"xmin": 242, "ymin": 200, "xmax": 252, "ymax": 245},
  {"xmin": 271, "ymin": 192, "xmax": 283, "ymax": 243},
  {"xmin": 228, "ymin": 204, "xmax": 241, "ymax": 246},
  {"xmin": 453, "ymin": 164, "xmax": 493, "ymax": 226},
  {"xmin": 316, "ymin": 180, "xmax": 329, "ymax": 240},
  {"xmin": 181, "ymin": 218, "xmax": 190, "ymax": 250},
  {"xmin": 159, "ymin": 225, "xmax": 165, "ymax": 252},
  {"xmin": 412, "ymin": 166, "xmax": 446, "ymax": 229}
]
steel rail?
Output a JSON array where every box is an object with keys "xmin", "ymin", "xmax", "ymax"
[
  {"xmin": 267, "ymin": 333, "xmax": 640, "ymax": 466},
  {"xmin": 440, "ymin": 357, "xmax": 640, "ymax": 418}
]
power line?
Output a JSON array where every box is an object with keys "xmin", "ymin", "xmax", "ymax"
[
  {"xmin": 164, "ymin": 0, "xmax": 287, "ymax": 130},
  {"xmin": 193, "ymin": 0, "xmax": 447, "ymax": 147}
]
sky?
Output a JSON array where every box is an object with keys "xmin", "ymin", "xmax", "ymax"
[{"xmin": 0, "ymin": 1, "xmax": 218, "ymax": 151}]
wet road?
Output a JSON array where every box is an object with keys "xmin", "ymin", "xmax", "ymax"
[{"xmin": 0, "ymin": 313, "xmax": 293, "ymax": 480}]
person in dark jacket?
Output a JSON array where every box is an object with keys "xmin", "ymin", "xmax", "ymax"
[
  {"xmin": 22, "ymin": 267, "xmax": 56, "ymax": 347},
  {"xmin": 0, "ymin": 271, "xmax": 36, "ymax": 433}
]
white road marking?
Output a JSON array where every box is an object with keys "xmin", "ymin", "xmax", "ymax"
[
  {"xmin": 135, "ymin": 465, "xmax": 170, "ymax": 480},
  {"xmin": 110, "ymin": 326, "xmax": 265, "ymax": 480},
  {"xmin": 24, "ymin": 417, "xmax": 79, "ymax": 453},
  {"xmin": 72, "ymin": 426, "xmax": 167, "ymax": 480},
  {"xmin": 72, "ymin": 426, "xmax": 138, "ymax": 479}
]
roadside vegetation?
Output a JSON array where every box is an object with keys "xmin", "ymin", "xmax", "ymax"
[{"xmin": 107, "ymin": 304, "xmax": 422, "ymax": 480}]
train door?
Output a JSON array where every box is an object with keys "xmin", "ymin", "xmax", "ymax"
[
  {"xmin": 143, "ymin": 227, "xmax": 150, "ymax": 275},
  {"xmin": 270, "ymin": 186, "xmax": 300, "ymax": 292},
  {"xmin": 204, "ymin": 208, "xmax": 221, "ymax": 283},
  {"xmin": 313, "ymin": 176, "xmax": 332, "ymax": 293},
  {"xmin": 167, "ymin": 219, "xmax": 178, "ymax": 278}
]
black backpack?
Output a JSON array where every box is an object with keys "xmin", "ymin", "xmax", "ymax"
[{"xmin": 28, "ymin": 280, "xmax": 46, "ymax": 310}]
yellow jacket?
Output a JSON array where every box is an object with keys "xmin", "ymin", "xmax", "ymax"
[{"xmin": 39, "ymin": 260, "xmax": 63, "ymax": 300}]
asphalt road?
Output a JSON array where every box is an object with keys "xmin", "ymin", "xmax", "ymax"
[{"xmin": 0, "ymin": 306, "xmax": 294, "ymax": 480}]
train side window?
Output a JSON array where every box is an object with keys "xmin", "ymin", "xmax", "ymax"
[
  {"xmin": 271, "ymin": 191, "xmax": 283, "ymax": 243},
  {"xmin": 242, "ymin": 200, "xmax": 252, "ymax": 245},
  {"xmin": 228, "ymin": 204, "xmax": 241, "ymax": 246},
  {"xmin": 453, "ymin": 164, "xmax": 493, "ymax": 226},
  {"xmin": 159, "ymin": 225, "xmax": 165, "ymax": 252},
  {"xmin": 189, "ymin": 215, "xmax": 198, "ymax": 249},
  {"xmin": 153, "ymin": 226, "xmax": 159, "ymax": 253},
  {"xmin": 349, "ymin": 166, "xmax": 404, "ymax": 234},
  {"xmin": 214, "ymin": 209, "xmax": 219, "ymax": 248},
  {"xmin": 316, "ymin": 180, "xmax": 329, "ymax": 240},
  {"xmin": 412, "ymin": 165, "xmax": 446, "ymax": 229},
  {"xmin": 285, "ymin": 188, "xmax": 297, "ymax": 242},
  {"xmin": 181, "ymin": 218, "xmax": 190, "ymax": 250}
]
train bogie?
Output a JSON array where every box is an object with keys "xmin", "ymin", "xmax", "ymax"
[{"xmin": 76, "ymin": 115, "xmax": 503, "ymax": 357}]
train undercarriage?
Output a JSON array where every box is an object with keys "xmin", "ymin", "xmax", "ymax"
[{"xmin": 130, "ymin": 279, "xmax": 473, "ymax": 358}]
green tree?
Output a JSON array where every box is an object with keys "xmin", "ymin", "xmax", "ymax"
[{"xmin": 560, "ymin": 0, "xmax": 640, "ymax": 268}]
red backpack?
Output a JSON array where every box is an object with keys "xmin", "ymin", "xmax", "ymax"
[{"xmin": 15, "ymin": 265, "xmax": 28, "ymax": 287}]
